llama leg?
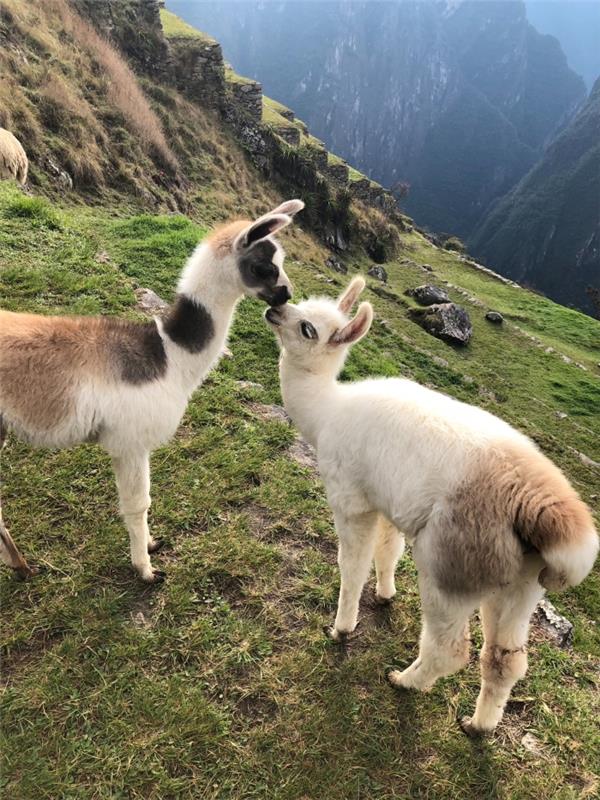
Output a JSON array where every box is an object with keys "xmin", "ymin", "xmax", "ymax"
[
  {"xmin": 374, "ymin": 516, "xmax": 405, "ymax": 603},
  {"xmin": 462, "ymin": 565, "xmax": 544, "ymax": 736},
  {"xmin": 388, "ymin": 573, "xmax": 476, "ymax": 691},
  {"xmin": 112, "ymin": 452, "xmax": 163, "ymax": 583},
  {"xmin": 0, "ymin": 505, "xmax": 35, "ymax": 579},
  {"xmin": 328, "ymin": 510, "xmax": 379, "ymax": 640},
  {"xmin": 0, "ymin": 425, "xmax": 35, "ymax": 579}
]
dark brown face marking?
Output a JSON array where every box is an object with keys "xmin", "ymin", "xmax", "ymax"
[
  {"xmin": 239, "ymin": 241, "xmax": 290, "ymax": 305},
  {"xmin": 162, "ymin": 295, "xmax": 215, "ymax": 354},
  {"xmin": 104, "ymin": 319, "xmax": 167, "ymax": 384}
]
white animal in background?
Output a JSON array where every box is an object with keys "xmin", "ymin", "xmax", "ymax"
[
  {"xmin": 265, "ymin": 275, "xmax": 598, "ymax": 735},
  {"xmin": 0, "ymin": 199, "xmax": 304, "ymax": 583},
  {"xmin": 0, "ymin": 128, "xmax": 28, "ymax": 185}
]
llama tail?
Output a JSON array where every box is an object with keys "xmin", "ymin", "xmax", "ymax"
[
  {"xmin": 511, "ymin": 451, "xmax": 599, "ymax": 591},
  {"xmin": 537, "ymin": 519, "xmax": 599, "ymax": 591}
]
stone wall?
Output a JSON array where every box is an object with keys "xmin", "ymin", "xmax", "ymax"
[
  {"xmin": 72, "ymin": 0, "xmax": 171, "ymax": 80},
  {"xmin": 227, "ymin": 80, "xmax": 263, "ymax": 122},
  {"xmin": 169, "ymin": 38, "xmax": 225, "ymax": 108}
]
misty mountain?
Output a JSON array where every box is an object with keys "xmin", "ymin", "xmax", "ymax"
[
  {"xmin": 471, "ymin": 78, "xmax": 600, "ymax": 316},
  {"xmin": 525, "ymin": 0, "xmax": 600, "ymax": 90},
  {"xmin": 168, "ymin": 0, "xmax": 585, "ymax": 240}
]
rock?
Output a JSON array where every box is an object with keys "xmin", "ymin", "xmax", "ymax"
[
  {"xmin": 135, "ymin": 287, "xmax": 168, "ymax": 314},
  {"xmin": 485, "ymin": 311, "xmax": 504, "ymax": 324},
  {"xmin": 409, "ymin": 303, "xmax": 473, "ymax": 345},
  {"xmin": 555, "ymin": 411, "xmax": 568, "ymax": 420},
  {"xmin": 288, "ymin": 436, "xmax": 318, "ymax": 471},
  {"xmin": 248, "ymin": 402, "xmax": 289, "ymax": 423},
  {"xmin": 577, "ymin": 451, "xmax": 600, "ymax": 469},
  {"xmin": 533, "ymin": 598, "xmax": 573, "ymax": 648},
  {"xmin": 325, "ymin": 256, "xmax": 347, "ymax": 274},
  {"xmin": 521, "ymin": 732, "xmax": 545, "ymax": 756},
  {"xmin": 236, "ymin": 380, "xmax": 263, "ymax": 391},
  {"xmin": 45, "ymin": 156, "xmax": 73, "ymax": 189},
  {"xmin": 367, "ymin": 265, "xmax": 388, "ymax": 283},
  {"xmin": 405, "ymin": 284, "xmax": 450, "ymax": 306},
  {"xmin": 421, "ymin": 263, "xmax": 434, "ymax": 272}
]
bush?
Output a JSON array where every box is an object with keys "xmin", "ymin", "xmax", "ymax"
[{"xmin": 443, "ymin": 235, "xmax": 466, "ymax": 253}]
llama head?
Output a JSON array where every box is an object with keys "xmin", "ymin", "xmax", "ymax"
[
  {"xmin": 265, "ymin": 275, "xmax": 373, "ymax": 374},
  {"xmin": 181, "ymin": 199, "xmax": 304, "ymax": 305}
]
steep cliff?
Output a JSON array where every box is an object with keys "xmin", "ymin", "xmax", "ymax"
[
  {"xmin": 471, "ymin": 78, "xmax": 600, "ymax": 316},
  {"xmin": 169, "ymin": 0, "xmax": 585, "ymax": 239},
  {"xmin": 0, "ymin": 0, "xmax": 408, "ymax": 262}
]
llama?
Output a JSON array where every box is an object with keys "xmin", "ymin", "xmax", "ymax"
[
  {"xmin": 0, "ymin": 128, "xmax": 28, "ymax": 185},
  {"xmin": 0, "ymin": 198, "xmax": 304, "ymax": 583},
  {"xmin": 265, "ymin": 275, "xmax": 598, "ymax": 735}
]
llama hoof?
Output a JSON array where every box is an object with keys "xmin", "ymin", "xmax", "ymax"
[
  {"xmin": 139, "ymin": 568, "xmax": 166, "ymax": 584},
  {"xmin": 14, "ymin": 563, "xmax": 40, "ymax": 581},
  {"xmin": 323, "ymin": 624, "xmax": 352, "ymax": 642},
  {"xmin": 459, "ymin": 716, "xmax": 489, "ymax": 738},
  {"xmin": 386, "ymin": 668, "xmax": 408, "ymax": 690},
  {"xmin": 375, "ymin": 592, "xmax": 395, "ymax": 606},
  {"xmin": 323, "ymin": 625, "xmax": 344, "ymax": 642},
  {"xmin": 148, "ymin": 538, "xmax": 166, "ymax": 554},
  {"xmin": 387, "ymin": 667, "xmax": 429, "ymax": 692}
]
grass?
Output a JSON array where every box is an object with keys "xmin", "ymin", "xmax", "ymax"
[
  {"xmin": 262, "ymin": 96, "xmax": 293, "ymax": 118},
  {"xmin": 225, "ymin": 67, "xmax": 256, "ymax": 87},
  {"xmin": 160, "ymin": 8, "xmax": 216, "ymax": 43},
  {"xmin": 1, "ymin": 179, "xmax": 599, "ymax": 799},
  {"xmin": 262, "ymin": 104, "xmax": 297, "ymax": 130},
  {"xmin": 327, "ymin": 152, "xmax": 346, "ymax": 167}
]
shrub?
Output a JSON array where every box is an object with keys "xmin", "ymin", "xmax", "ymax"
[{"xmin": 443, "ymin": 235, "xmax": 466, "ymax": 253}]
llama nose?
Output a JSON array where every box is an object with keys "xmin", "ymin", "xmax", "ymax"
[{"xmin": 273, "ymin": 285, "xmax": 291, "ymax": 306}]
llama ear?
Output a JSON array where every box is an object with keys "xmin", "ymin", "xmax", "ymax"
[
  {"xmin": 270, "ymin": 199, "xmax": 305, "ymax": 217},
  {"xmin": 234, "ymin": 213, "xmax": 292, "ymax": 251},
  {"xmin": 330, "ymin": 302, "xmax": 373, "ymax": 346},
  {"xmin": 337, "ymin": 275, "xmax": 366, "ymax": 315}
]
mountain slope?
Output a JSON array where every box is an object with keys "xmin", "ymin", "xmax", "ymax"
[
  {"xmin": 168, "ymin": 0, "xmax": 585, "ymax": 239},
  {"xmin": 1, "ymin": 3, "xmax": 600, "ymax": 799},
  {"xmin": 471, "ymin": 78, "xmax": 600, "ymax": 316}
]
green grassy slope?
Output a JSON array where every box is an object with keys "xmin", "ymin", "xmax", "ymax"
[{"xmin": 1, "ymin": 181, "xmax": 599, "ymax": 800}]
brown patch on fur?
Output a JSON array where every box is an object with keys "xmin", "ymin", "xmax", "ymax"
[
  {"xmin": 0, "ymin": 310, "xmax": 166, "ymax": 434},
  {"xmin": 434, "ymin": 442, "xmax": 594, "ymax": 595},
  {"xmin": 206, "ymin": 220, "xmax": 250, "ymax": 257}
]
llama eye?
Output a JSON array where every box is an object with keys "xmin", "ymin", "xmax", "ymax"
[
  {"xmin": 300, "ymin": 321, "xmax": 318, "ymax": 340},
  {"xmin": 252, "ymin": 262, "xmax": 276, "ymax": 279}
]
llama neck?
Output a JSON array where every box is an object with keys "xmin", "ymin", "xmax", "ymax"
[
  {"xmin": 279, "ymin": 358, "xmax": 340, "ymax": 447},
  {"xmin": 164, "ymin": 252, "xmax": 241, "ymax": 388}
]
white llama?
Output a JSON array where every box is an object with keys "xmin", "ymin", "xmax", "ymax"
[{"xmin": 265, "ymin": 276, "xmax": 598, "ymax": 734}]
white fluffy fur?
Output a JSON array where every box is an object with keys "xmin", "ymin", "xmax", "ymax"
[
  {"xmin": 266, "ymin": 275, "xmax": 598, "ymax": 734},
  {"xmin": 0, "ymin": 128, "xmax": 28, "ymax": 185}
]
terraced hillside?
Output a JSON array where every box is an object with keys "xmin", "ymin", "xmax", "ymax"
[{"xmin": 1, "ymin": 2, "xmax": 600, "ymax": 799}]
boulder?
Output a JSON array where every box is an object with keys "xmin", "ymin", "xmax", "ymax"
[
  {"xmin": 367, "ymin": 265, "xmax": 388, "ymax": 283},
  {"xmin": 409, "ymin": 303, "xmax": 472, "ymax": 345},
  {"xmin": 533, "ymin": 598, "xmax": 573, "ymax": 648},
  {"xmin": 405, "ymin": 284, "xmax": 449, "ymax": 305},
  {"xmin": 325, "ymin": 256, "xmax": 347, "ymax": 274},
  {"xmin": 485, "ymin": 310, "xmax": 504, "ymax": 324}
]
